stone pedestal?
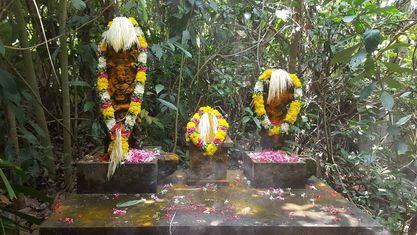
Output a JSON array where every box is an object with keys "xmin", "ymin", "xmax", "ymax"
[
  {"xmin": 187, "ymin": 145, "xmax": 228, "ymax": 185},
  {"xmin": 76, "ymin": 148, "xmax": 179, "ymax": 194},
  {"xmin": 76, "ymin": 158, "xmax": 158, "ymax": 194},
  {"xmin": 243, "ymin": 151, "xmax": 307, "ymax": 188}
]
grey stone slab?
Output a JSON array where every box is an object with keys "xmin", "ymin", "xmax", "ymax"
[{"xmin": 41, "ymin": 170, "xmax": 387, "ymax": 235}]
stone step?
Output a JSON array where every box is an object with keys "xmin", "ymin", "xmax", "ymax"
[{"xmin": 40, "ymin": 170, "xmax": 388, "ymax": 235}]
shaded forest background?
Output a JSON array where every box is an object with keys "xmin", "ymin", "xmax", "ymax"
[{"xmin": 0, "ymin": 0, "xmax": 416, "ymax": 234}]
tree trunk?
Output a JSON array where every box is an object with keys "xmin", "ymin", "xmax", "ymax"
[
  {"xmin": 288, "ymin": 0, "xmax": 303, "ymax": 73},
  {"xmin": 12, "ymin": 0, "xmax": 56, "ymax": 179},
  {"xmin": 58, "ymin": 0, "xmax": 72, "ymax": 187}
]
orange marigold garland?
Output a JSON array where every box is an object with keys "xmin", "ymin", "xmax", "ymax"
[
  {"xmin": 97, "ymin": 17, "xmax": 148, "ymax": 178},
  {"xmin": 253, "ymin": 69, "xmax": 303, "ymax": 136}
]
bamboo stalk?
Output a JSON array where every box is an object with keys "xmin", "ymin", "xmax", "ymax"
[
  {"xmin": 58, "ymin": 0, "xmax": 72, "ymax": 187},
  {"xmin": 12, "ymin": 0, "xmax": 56, "ymax": 179}
]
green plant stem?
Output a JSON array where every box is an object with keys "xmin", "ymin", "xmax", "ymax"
[
  {"xmin": 58, "ymin": 0, "xmax": 72, "ymax": 187},
  {"xmin": 12, "ymin": 0, "xmax": 55, "ymax": 179},
  {"xmin": 172, "ymin": 54, "xmax": 186, "ymax": 153}
]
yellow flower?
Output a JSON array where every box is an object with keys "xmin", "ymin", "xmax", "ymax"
[
  {"xmin": 283, "ymin": 100, "xmax": 301, "ymax": 124},
  {"xmin": 199, "ymin": 106, "xmax": 212, "ymax": 113},
  {"xmin": 190, "ymin": 133, "xmax": 200, "ymax": 145},
  {"xmin": 211, "ymin": 109, "xmax": 221, "ymax": 116},
  {"xmin": 107, "ymin": 21, "xmax": 112, "ymax": 28},
  {"xmin": 218, "ymin": 119, "xmax": 229, "ymax": 129},
  {"xmin": 102, "ymin": 106, "xmax": 115, "ymax": 117},
  {"xmin": 290, "ymin": 74, "xmax": 302, "ymax": 88},
  {"xmin": 204, "ymin": 143, "xmax": 218, "ymax": 156},
  {"xmin": 253, "ymin": 94, "xmax": 266, "ymax": 116},
  {"xmin": 259, "ymin": 69, "xmax": 273, "ymax": 80},
  {"xmin": 129, "ymin": 17, "xmax": 139, "ymax": 26},
  {"xmin": 268, "ymin": 126, "xmax": 280, "ymax": 136},
  {"xmin": 138, "ymin": 36, "xmax": 148, "ymax": 49},
  {"xmin": 186, "ymin": 122, "xmax": 196, "ymax": 129},
  {"xmin": 192, "ymin": 113, "xmax": 201, "ymax": 120},
  {"xmin": 136, "ymin": 71, "xmax": 147, "ymax": 84},
  {"xmin": 129, "ymin": 101, "xmax": 141, "ymax": 115},
  {"xmin": 214, "ymin": 130, "xmax": 226, "ymax": 141},
  {"xmin": 121, "ymin": 137, "xmax": 129, "ymax": 154},
  {"xmin": 97, "ymin": 77, "xmax": 108, "ymax": 91},
  {"xmin": 99, "ymin": 41, "xmax": 107, "ymax": 54}
]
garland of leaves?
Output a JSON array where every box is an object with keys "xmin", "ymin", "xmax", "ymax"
[{"xmin": 252, "ymin": 69, "xmax": 303, "ymax": 136}]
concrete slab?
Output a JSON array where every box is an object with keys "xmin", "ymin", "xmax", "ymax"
[{"xmin": 41, "ymin": 170, "xmax": 388, "ymax": 235}]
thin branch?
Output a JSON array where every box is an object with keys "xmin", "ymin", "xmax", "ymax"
[
  {"xmin": 4, "ymin": 4, "xmax": 114, "ymax": 51},
  {"xmin": 4, "ymin": 58, "xmax": 74, "ymax": 139},
  {"xmin": 31, "ymin": 0, "xmax": 61, "ymax": 86}
]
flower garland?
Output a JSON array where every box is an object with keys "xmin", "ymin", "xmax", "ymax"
[
  {"xmin": 96, "ymin": 17, "xmax": 148, "ymax": 177},
  {"xmin": 252, "ymin": 69, "xmax": 303, "ymax": 136},
  {"xmin": 185, "ymin": 106, "xmax": 229, "ymax": 156}
]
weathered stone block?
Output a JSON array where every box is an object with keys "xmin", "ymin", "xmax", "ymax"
[
  {"xmin": 243, "ymin": 151, "xmax": 307, "ymax": 188},
  {"xmin": 76, "ymin": 154, "xmax": 157, "ymax": 194},
  {"xmin": 187, "ymin": 145, "xmax": 228, "ymax": 185}
]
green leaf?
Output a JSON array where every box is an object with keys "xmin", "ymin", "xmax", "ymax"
[
  {"xmin": 330, "ymin": 43, "xmax": 360, "ymax": 65},
  {"xmin": 384, "ymin": 78, "xmax": 402, "ymax": 89},
  {"xmin": 155, "ymin": 84, "xmax": 164, "ymax": 94},
  {"xmin": 350, "ymin": 48, "xmax": 367, "ymax": 68},
  {"xmin": 253, "ymin": 117, "xmax": 261, "ymax": 128},
  {"xmin": 364, "ymin": 29, "xmax": 382, "ymax": 53},
  {"xmin": 83, "ymin": 101, "xmax": 95, "ymax": 112},
  {"xmin": 387, "ymin": 125, "xmax": 400, "ymax": 136},
  {"xmin": 244, "ymin": 107, "xmax": 253, "ymax": 115},
  {"xmin": 342, "ymin": 15, "xmax": 357, "ymax": 23},
  {"xmin": 0, "ymin": 39, "xmax": 5, "ymax": 56},
  {"xmin": 400, "ymin": 91, "xmax": 411, "ymax": 98},
  {"xmin": 360, "ymin": 82, "xmax": 375, "ymax": 99},
  {"xmin": 0, "ymin": 169, "xmax": 16, "ymax": 200},
  {"xmin": 9, "ymin": 184, "xmax": 51, "ymax": 202},
  {"xmin": 173, "ymin": 42, "xmax": 192, "ymax": 58},
  {"xmin": 157, "ymin": 98, "xmax": 177, "ymax": 111},
  {"xmin": 383, "ymin": 62, "xmax": 414, "ymax": 74},
  {"xmin": 151, "ymin": 44, "xmax": 163, "ymax": 60},
  {"xmin": 0, "ymin": 69, "xmax": 18, "ymax": 94},
  {"xmin": 380, "ymin": 91, "xmax": 394, "ymax": 111},
  {"xmin": 2, "ymin": 207, "xmax": 43, "ymax": 224},
  {"xmin": 396, "ymin": 142, "xmax": 408, "ymax": 155},
  {"xmin": 382, "ymin": 42, "xmax": 411, "ymax": 52},
  {"xmin": 71, "ymin": 0, "xmax": 86, "ymax": 11},
  {"xmin": 116, "ymin": 199, "xmax": 145, "ymax": 208},
  {"xmin": 242, "ymin": 116, "xmax": 250, "ymax": 124},
  {"xmin": 181, "ymin": 30, "xmax": 190, "ymax": 45},
  {"xmin": 0, "ymin": 159, "xmax": 24, "ymax": 176},
  {"xmin": 69, "ymin": 80, "xmax": 90, "ymax": 87},
  {"xmin": 396, "ymin": 114, "xmax": 412, "ymax": 126},
  {"xmin": 139, "ymin": 0, "xmax": 148, "ymax": 22}
]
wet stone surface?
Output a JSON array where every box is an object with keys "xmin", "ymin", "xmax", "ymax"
[{"xmin": 41, "ymin": 170, "xmax": 388, "ymax": 235}]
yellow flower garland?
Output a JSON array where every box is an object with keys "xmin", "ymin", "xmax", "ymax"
[
  {"xmin": 185, "ymin": 106, "xmax": 229, "ymax": 156},
  {"xmin": 253, "ymin": 69, "xmax": 303, "ymax": 136}
]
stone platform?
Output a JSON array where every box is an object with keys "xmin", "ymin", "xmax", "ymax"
[{"xmin": 40, "ymin": 171, "xmax": 388, "ymax": 235}]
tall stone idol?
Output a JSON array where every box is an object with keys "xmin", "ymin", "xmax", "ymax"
[
  {"xmin": 252, "ymin": 69, "xmax": 303, "ymax": 148},
  {"xmin": 244, "ymin": 69, "xmax": 307, "ymax": 188},
  {"xmin": 96, "ymin": 16, "xmax": 149, "ymax": 178}
]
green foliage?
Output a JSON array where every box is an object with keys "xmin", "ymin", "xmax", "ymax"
[{"xmin": 0, "ymin": 0, "xmax": 416, "ymax": 233}]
